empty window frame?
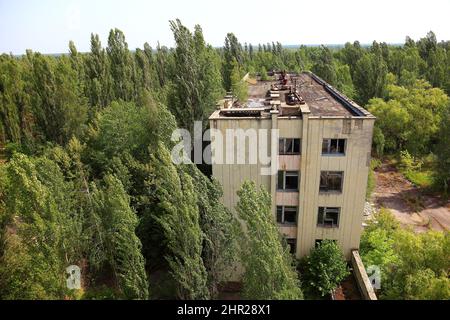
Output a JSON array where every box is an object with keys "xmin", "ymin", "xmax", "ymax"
[
  {"xmin": 319, "ymin": 171, "xmax": 343, "ymax": 192},
  {"xmin": 286, "ymin": 238, "xmax": 297, "ymax": 255},
  {"xmin": 276, "ymin": 206, "xmax": 297, "ymax": 225},
  {"xmin": 317, "ymin": 207, "xmax": 340, "ymax": 228},
  {"xmin": 322, "ymin": 139, "xmax": 346, "ymax": 155},
  {"xmin": 279, "ymin": 138, "xmax": 301, "ymax": 155},
  {"xmin": 277, "ymin": 171, "xmax": 299, "ymax": 191}
]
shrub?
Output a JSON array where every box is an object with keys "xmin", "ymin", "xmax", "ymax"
[{"xmin": 299, "ymin": 240, "xmax": 349, "ymax": 297}]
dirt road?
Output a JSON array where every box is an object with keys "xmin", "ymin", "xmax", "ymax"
[{"xmin": 373, "ymin": 162, "xmax": 450, "ymax": 233}]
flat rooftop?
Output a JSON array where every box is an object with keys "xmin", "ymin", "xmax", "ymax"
[{"xmin": 211, "ymin": 71, "xmax": 374, "ymax": 119}]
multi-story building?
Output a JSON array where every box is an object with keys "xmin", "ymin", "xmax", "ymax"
[{"xmin": 209, "ymin": 71, "xmax": 375, "ymax": 259}]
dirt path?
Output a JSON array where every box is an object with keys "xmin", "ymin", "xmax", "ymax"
[{"xmin": 373, "ymin": 162, "xmax": 450, "ymax": 233}]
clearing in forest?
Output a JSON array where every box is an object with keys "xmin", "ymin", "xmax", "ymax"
[{"xmin": 373, "ymin": 162, "xmax": 450, "ymax": 232}]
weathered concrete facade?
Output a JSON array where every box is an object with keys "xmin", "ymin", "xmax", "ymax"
[{"xmin": 209, "ymin": 71, "xmax": 375, "ymax": 259}]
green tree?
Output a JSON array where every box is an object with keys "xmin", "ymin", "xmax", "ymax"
[
  {"xmin": 404, "ymin": 269, "xmax": 450, "ymax": 300},
  {"xmin": 168, "ymin": 20, "xmax": 223, "ymax": 132},
  {"xmin": 29, "ymin": 53, "xmax": 87, "ymax": 144},
  {"xmin": 360, "ymin": 209, "xmax": 450, "ymax": 300},
  {"xmin": 0, "ymin": 154, "xmax": 82, "ymax": 299},
  {"xmin": 107, "ymin": 29, "xmax": 134, "ymax": 102},
  {"xmin": 435, "ymin": 107, "xmax": 450, "ymax": 194},
  {"xmin": 368, "ymin": 80, "xmax": 449, "ymax": 155},
  {"xmin": 223, "ymin": 33, "xmax": 244, "ymax": 90},
  {"xmin": 0, "ymin": 55, "xmax": 33, "ymax": 146},
  {"xmin": 300, "ymin": 240, "xmax": 349, "ymax": 297},
  {"xmin": 85, "ymin": 33, "xmax": 113, "ymax": 112},
  {"xmin": 312, "ymin": 46, "xmax": 337, "ymax": 85},
  {"xmin": 353, "ymin": 50, "xmax": 388, "ymax": 105},
  {"xmin": 90, "ymin": 174, "xmax": 149, "ymax": 299},
  {"xmin": 146, "ymin": 143, "xmax": 209, "ymax": 299},
  {"xmin": 230, "ymin": 58, "xmax": 248, "ymax": 102},
  {"xmin": 236, "ymin": 181, "xmax": 303, "ymax": 300},
  {"xmin": 183, "ymin": 164, "xmax": 238, "ymax": 298}
]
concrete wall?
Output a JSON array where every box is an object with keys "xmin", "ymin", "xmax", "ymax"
[
  {"xmin": 210, "ymin": 112, "xmax": 374, "ymax": 260},
  {"xmin": 351, "ymin": 250, "xmax": 377, "ymax": 300},
  {"xmin": 211, "ymin": 117, "xmax": 272, "ymax": 211},
  {"xmin": 298, "ymin": 116, "xmax": 374, "ymax": 259}
]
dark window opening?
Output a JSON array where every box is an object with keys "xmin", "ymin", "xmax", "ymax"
[
  {"xmin": 317, "ymin": 207, "xmax": 340, "ymax": 228},
  {"xmin": 279, "ymin": 138, "xmax": 301, "ymax": 155},
  {"xmin": 320, "ymin": 171, "xmax": 343, "ymax": 192},
  {"xmin": 277, "ymin": 171, "xmax": 299, "ymax": 191},
  {"xmin": 287, "ymin": 239, "xmax": 297, "ymax": 255},
  {"xmin": 322, "ymin": 139, "xmax": 346, "ymax": 155},
  {"xmin": 276, "ymin": 206, "xmax": 297, "ymax": 225}
]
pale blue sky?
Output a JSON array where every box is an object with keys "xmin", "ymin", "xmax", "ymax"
[{"xmin": 1, "ymin": 0, "xmax": 450, "ymax": 54}]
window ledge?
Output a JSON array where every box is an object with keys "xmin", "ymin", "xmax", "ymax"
[
  {"xmin": 319, "ymin": 191, "xmax": 342, "ymax": 195},
  {"xmin": 321, "ymin": 154, "xmax": 346, "ymax": 157},
  {"xmin": 317, "ymin": 225, "xmax": 339, "ymax": 229}
]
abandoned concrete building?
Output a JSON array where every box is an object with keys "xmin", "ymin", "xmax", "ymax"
[{"xmin": 209, "ymin": 71, "xmax": 375, "ymax": 259}]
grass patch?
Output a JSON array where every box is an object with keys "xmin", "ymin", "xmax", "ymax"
[
  {"xmin": 366, "ymin": 158, "xmax": 382, "ymax": 200},
  {"xmin": 403, "ymin": 170, "xmax": 434, "ymax": 189}
]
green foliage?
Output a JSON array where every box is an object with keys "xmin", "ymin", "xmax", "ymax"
[
  {"xmin": 169, "ymin": 20, "xmax": 223, "ymax": 132},
  {"xmin": 29, "ymin": 53, "xmax": 88, "ymax": 145},
  {"xmin": 148, "ymin": 143, "xmax": 209, "ymax": 299},
  {"xmin": 312, "ymin": 46, "xmax": 336, "ymax": 85},
  {"xmin": 230, "ymin": 58, "xmax": 248, "ymax": 102},
  {"xmin": 182, "ymin": 164, "xmax": 238, "ymax": 298},
  {"xmin": 2, "ymin": 25, "xmax": 450, "ymax": 300},
  {"xmin": 399, "ymin": 150, "xmax": 422, "ymax": 172},
  {"xmin": 353, "ymin": 48, "xmax": 388, "ymax": 105},
  {"xmin": 368, "ymin": 81, "xmax": 449, "ymax": 155},
  {"xmin": 366, "ymin": 159, "xmax": 381, "ymax": 200},
  {"xmin": 107, "ymin": 29, "xmax": 134, "ymax": 102},
  {"xmin": 0, "ymin": 154, "xmax": 81, "ymax": 299},
  {"xmin": 90, "ymin": 174, "xmax": 149, "ymax": 299},
  {"xmin": 360, "ymin": 209, "xmax": 450, "ymax": 300},
  {"xmin": 87, "ymin": 101, "xmax": 155, "ymax": 163},
  {"xmin": 403, "ymin": 269, "xmax": 450, "ymax": 300},
  {"xmin": 300, "ymin": 240, "xmax": 349, "ymax": 297},
  {"xmin": 236, "ymin": 181, "xmax": 303, "ymax": 300},
  {"xmin": 435, "ymin": 107, "xmax": 450, "ymax": 194},
  {"xmin": 223, "ymin": 33, "xmax": 244, "ymax": 90}
]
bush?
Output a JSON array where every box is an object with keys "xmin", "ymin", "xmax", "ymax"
[
  {"xmin": 360, "ymin": 209, "xmax": 450, "ymax": 300},
  {"xmin": 399, "ymin": 150, "xmax": 422, "ymax": 173},
  {"xmin": 299, "ymin": 240, "xmax": 349, "ymax": 297}
]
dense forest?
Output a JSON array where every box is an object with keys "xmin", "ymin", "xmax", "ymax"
[{"xmin": 0, "ymin": 19, "xmax": 449, "ymax": 299}]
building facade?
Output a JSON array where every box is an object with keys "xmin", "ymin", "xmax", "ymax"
[{"xmin": 209, "ymin": 71, "xmax": 375, "ymax": 259}]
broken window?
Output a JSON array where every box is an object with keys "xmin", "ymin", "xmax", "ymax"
[
  {"xmin": 317, "ymin": 207, "xmax": 340, "ymax": 228},
  {"xmin": 276, "ymin": 206, "xmax": 297, "ymax": 225},
  {"xmin": 322, "ymin": 139, "xmax": 346, "ymax": 155},
  {"xmin": 277, "ymin": 171, "xmax": 299, "ymax": 191},
  {"xmin": 286, "ymin": 238, "xmax": 297, "ymax": 255},
  {"xmin": 319, "ymin": 171, "xmax": 343, "ymax": 192},
  {"xmin": 279, "ymin": 138, "xmax": 301, "ymax": 155}
]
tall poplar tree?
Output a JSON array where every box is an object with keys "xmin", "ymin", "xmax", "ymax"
[{"xmin": 236, "ymin": 181, "xmax": 303, "ymax": 300}]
